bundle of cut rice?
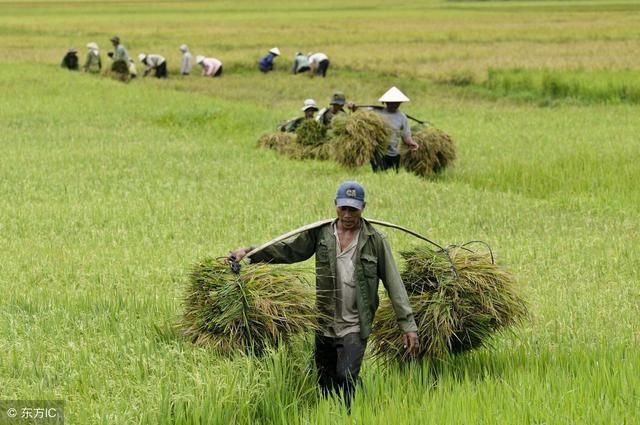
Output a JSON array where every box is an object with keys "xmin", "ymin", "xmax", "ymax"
[
  {"xmin": 299, "ymin": 142, "xmax": 334, "ymax": 161},
  {"xmin": 295, "ymin": 119, "xmax": 328, "ymax": 146},
  {"xmin": 400, "ymin": 126, "xmax": 457, "ymax": 177},
  {"xmin": 110, "ymin": 59, "xmax": 129, "ymax": 74},
  {"xmin": 179, "ymin": 258, "xmax": 320, "ymax": 356},
  {"xmin": 258, "ymin": 130, "xmax": 333, "ymax": 161},
  {"xmin": 257, "ymin": 132, "xmax": 297, "ymax": 151},
  {"xmin": 371, "ymin": 245, "xmax": 528, "ymax": 362},
  {"xmin": 331, "ymin": 111, "xmax": 390, "ymax": 168}
]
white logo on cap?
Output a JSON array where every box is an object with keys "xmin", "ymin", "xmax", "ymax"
[{"xmin": 346, "ymin": 189, "xmax": 356, "ymax": 198}]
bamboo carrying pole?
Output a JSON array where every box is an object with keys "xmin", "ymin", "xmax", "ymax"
[
  {"xmin": 242, "ymin": 218, "xmax": 465, "ymax": 279},
  {"xmin": 354, "ymin": 105, "xmax": 430, "ymax": 126}
]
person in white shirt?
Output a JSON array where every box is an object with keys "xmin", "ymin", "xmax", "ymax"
[
  {"xmin": 138, "ymin": 53, "xmax": 167, "ymax": 78},
  {"xmin": 308, "ymin": 52, "xmax": 330, "ymax": 77},
  {"xmin": 195, "ymin": 55, "xmax": 223, "ymax": 77},
  {"xmin": 179, "ymin": 44, "xmax": 193, "ymax": 75}
]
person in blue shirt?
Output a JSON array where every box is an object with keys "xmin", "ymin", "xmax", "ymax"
[{"xmin": 258, "ymin": 47, "xmax": 280, "ymax": 73}]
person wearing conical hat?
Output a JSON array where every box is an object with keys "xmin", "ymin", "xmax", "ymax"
[
  {"xmin": 83, "ymin": 42, "xmax": 101, "ymax": 73},
  {"xmin": 258, "ymin": 47, "xmax": 280, "ymax": 73},
  {"xmin": 371, "ymin": 86, "xmax": 419, "ymax": 172},
  {"xmin": 60, "ymin": 48, "xmax": 79, "ymax": 70},
  {"xmin": 196, "ymin": 55, "xmax": 223, "ymax": 77},
  {"xmin": 179, "ymin": 44, "xmax": 193, "ymax": 76}
]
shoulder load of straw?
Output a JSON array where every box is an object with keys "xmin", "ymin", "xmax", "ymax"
[
  {"xmin": 179, "ymin": 258, "xmax": 319, "ymax": 356},
  {"xmin": 400, "ymin": 125, "xmax": 457, "ymax": 177},
  {"xmin": 331, "ymin": 110, "xmax": 391, "ymax": 168},
  {"xmin": 371, "ymin": 245, "xmax": 528, "ymax": 362},
  {"xmin": 258, "ymin": 129, "xmax": 333, "ymax": 161},
  {"xmin": 295, "ymin": 119, "xmax": 328, "ymax": 146}
]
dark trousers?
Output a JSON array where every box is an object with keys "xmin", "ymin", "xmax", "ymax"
[
  {"xmin": 315, "ymin": 333, "xmax": 367, "ymax": 412},
  {"xmin": 316, "ymin": 59, "xmax": 330, "ymax": 77},
  {"xmin": 214, "ymin": 65, "xmax": 223, "ymax": 77},
  {"xmin": 371, "ymin": 154, "xmax": 400, "ymax": 173},
  {"xmin": 155, "ymin": 62, "xmax": 168, "ymax": 78}
]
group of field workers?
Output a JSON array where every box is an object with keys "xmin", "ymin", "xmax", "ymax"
[
  {"xmin": 60, "ymin": 36, "xmax": 224, "ymax": 80},
  {"xmin": 281, "ymin": 87, "xmax": 419, "ymax": 172},
  {"xmin": 228, "ymin": 180, "xmax": 419, "ymax": 413},
  {"xmin": 258, "ymin": 47, "xmax": 330, "ymax": 77},
  {"xmin": 61, "ymin": 38, "xmax": 329, "ymax": 80}
]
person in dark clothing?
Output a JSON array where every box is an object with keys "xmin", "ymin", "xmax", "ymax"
[
  {"xmin": 318, "ymin": 91, "xmax": 347, "ymax": 127},
  {"xmin": 258, "ymin": 47, "xmax": 280, "ymax": 73},
  {"xmin": 61, "ymin": 48, "xmax": 79, "ymax": 70}
]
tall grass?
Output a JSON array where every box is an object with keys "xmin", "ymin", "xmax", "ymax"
[{"xmin": 485, "ymin": 68, "xmax": 640, "ymax": 104}]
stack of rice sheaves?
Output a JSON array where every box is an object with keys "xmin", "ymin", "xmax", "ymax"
[
  {"xmin": 370, "ymin": 244, "xmax": 528, "ymax": 362},
  {"xmin": 330, "ymin": 110, "xmax": 390, "ymax": 168},
  {"xmin": 400, "ymin": 124, "xmax": 457, "ymax": 177},
  {"xmin": 179, "ymin": 258, "xmax": 320, "ymax": 356},
  {"xmin": 257, "ymin": 119, "xmax": 332, "ymax": 160}
]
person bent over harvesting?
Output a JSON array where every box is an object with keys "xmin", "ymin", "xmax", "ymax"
[{"xmin": 228, "ymin": 181, "xmax": 419, "ymax": 412}]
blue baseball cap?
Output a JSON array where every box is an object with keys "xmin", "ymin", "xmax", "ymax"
[{"xmin": 335, "ymin": 181, "xmax": 365, "ymax": 210}]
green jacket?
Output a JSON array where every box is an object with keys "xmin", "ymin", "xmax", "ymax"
[{"xmin": 249, "ymin": 219, "xmax": 417, "ymax": 339}]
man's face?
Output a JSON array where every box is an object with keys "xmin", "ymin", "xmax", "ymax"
[
  {"xmin": 336, "ymin": 204, "xmax": 364, "ymax": 230},
  {"xmin": 331, "ymin": 104, "xmax": 343, "ymax": 113},
  {"xmin": 385, "ymin": 102, "xmax": 401, "ymax": 112}
]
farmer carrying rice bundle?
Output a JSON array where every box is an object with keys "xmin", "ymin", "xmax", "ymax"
[
  {"xmin": 227, "ymin": 181, "xmax": 419, "ymax": 412},
  {"xmin": 351, "ymin": 86, "xmax": 419, "ymax": 172},
  {"xmin": 184, "ymin": 181, "xmax": 526, "ymax": 413},
  {"xmin": 317, "ymin": 91, "xmax": 348, "ymax": 127}
]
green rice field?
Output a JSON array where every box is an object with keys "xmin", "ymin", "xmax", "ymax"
[{"xmin": 1, "ymin": 1, "xmax": 639, "ymax": 423}]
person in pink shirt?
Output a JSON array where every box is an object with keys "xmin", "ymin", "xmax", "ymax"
[{"xmin": 196, "ymin": 55, "xmax": 223, "ymax": 77}]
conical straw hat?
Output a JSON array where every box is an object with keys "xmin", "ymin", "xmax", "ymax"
[{"xmin": 378, "ymin": 86, "xmax": 410, "ymax": 103}]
